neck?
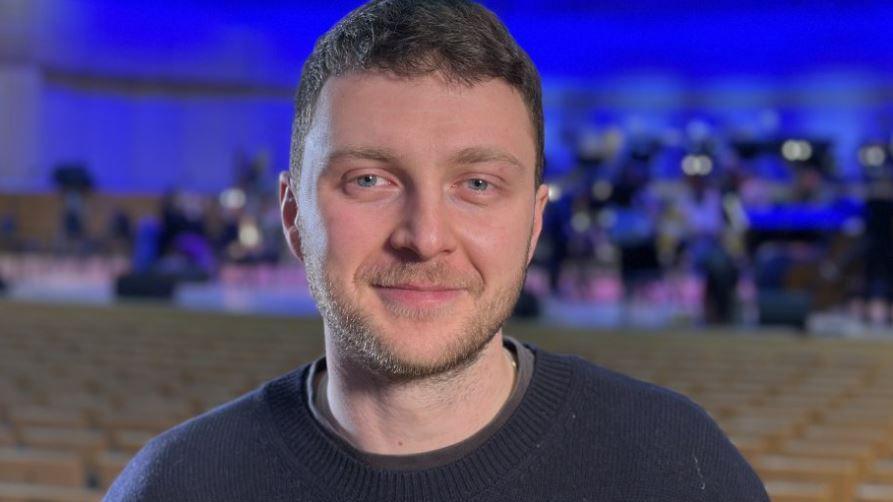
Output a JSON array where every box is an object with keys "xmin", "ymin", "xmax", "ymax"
[{"xmin": 322, "ymin": 330, "xmax": 515, "ymax": 455}]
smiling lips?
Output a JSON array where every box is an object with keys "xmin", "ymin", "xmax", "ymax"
[{"xmin": 373, "ymin": 283, "xmax": 464, "ymax": 308}]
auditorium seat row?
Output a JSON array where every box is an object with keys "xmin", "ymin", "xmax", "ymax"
[{"xmin": 4, "ymin": 300, "xmax": 893, "ymax": 500}]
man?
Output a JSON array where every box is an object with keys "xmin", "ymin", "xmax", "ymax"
[{"xmin": 108, "ymin": 1, "xmax": 768, "ymax": 500}]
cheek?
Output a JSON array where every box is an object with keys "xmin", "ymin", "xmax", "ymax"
[
  {"xmin": 458, "ymin": 208, "xmax": 531, "ymax": 283},
  {"xmin": 317, "ymin": 198, "xmax": 391, "ymax": 274},
  {"xmin": 297, "ymin": 201, "xmax": 326, "ymax": 262}
]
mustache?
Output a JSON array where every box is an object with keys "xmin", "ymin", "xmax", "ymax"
[{"xmin": 359, "ymin": 262, "xmax": 483, "ymax": 293}]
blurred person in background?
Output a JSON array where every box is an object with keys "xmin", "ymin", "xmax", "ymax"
[
  {"xmin": 154, "ymin": 190, "xmax": 215, "ymax": 279},
  {"xmin": 608, "ymin": 162, "xmax": 662, "ymax": 318},
  {"xmin": 676, "ymin": 165, "xmax": 740, "ymax": 324},
  {"xmin": 0, "ymin": 213, "xmax": 19, "ymax": 252},
  {"xmin": 862, "ymin": 151, "xmax": 893, "ymax": 326},
  {"xmin": 540, "ymin": 187, "xmax": 571, "ymax": 296},
  {"xmin": 104, "ymin": 208, "xmax": 134, "ymax": 255}
]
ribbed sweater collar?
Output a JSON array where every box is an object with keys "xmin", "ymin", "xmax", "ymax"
[{"xmin": 261, "ymin": 346, "xmax": 575, "ymax": 502}]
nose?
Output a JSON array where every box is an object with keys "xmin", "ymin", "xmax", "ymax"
[{"xmin": 387, "ymin": 184, "xmax": 457, "ymax": 261}]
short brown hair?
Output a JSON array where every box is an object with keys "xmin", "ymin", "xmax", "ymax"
[{"xmin": 289, "ymin": 0, "xmax": 544, "ymax": 186}]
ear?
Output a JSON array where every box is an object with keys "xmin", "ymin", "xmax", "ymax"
[
  {"xmin": 526, "ymin": 183, "xmax": 549, "ymax": 265},
  {"xmin": 279, "ymin": 171, "xmax": 304, "ymax": 262}
]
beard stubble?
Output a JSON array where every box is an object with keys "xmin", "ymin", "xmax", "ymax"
[{"xmin": 304, "ymin": 248, "xmax": 529, "ymax": 381}]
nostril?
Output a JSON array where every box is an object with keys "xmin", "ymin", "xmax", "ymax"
[{"xmin": 388, "ymin": 217, "xmax": 455, "ymax": 260}]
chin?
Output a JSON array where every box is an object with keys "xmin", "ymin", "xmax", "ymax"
[
  {"xmin": 356, "ymin": 314, "xmax": 496, "ymax": 379},
  {"xmin": 320, "ymin": 277, "xmax": 515, "ymax": 379},
  {"xmin": 381, "ymin": 317, "xmax": 469, "ymax": 359}
]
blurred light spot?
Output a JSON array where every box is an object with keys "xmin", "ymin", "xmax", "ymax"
[
  {"xmin": 577, "ymin": 130, "xmax": 603, "ymax": 160},
  {"xmin": 603, "ymin": 128, "xmax": 623, "ymax": 154},
  {"xmin": 547, "ymin": 184, "xmax": 562, "ymax": 202},
  {"xmin": 239, "ymin": 222, "xmax": 261, "ymax": 248},
  {"xmin": 571, "ymin": 212, "xmax": 591, "ymax": 233},
  {"xmin": 859, "ymin": 145, "xmax": 887, "ymax": 167},
  {"xmin": 781, "ymin": 140, "xmax": 813, "ymax": 162},
  {"xmin": 681, "ymin": 154, "xmax": 713, "ymax": 176},
  {"xmin": 591, "ymin": 180, "xmax": 613, "ymax": 201},
  {"xmin": 220, "ymin": 188, "xmax": 246, "ymax": 210}
]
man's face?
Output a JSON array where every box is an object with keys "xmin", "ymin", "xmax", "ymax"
[{"xmin": 282, "ymin": 72, "xmax": 548, "ymax": 379}]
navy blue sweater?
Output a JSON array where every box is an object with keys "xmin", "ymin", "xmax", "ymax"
[{"xmin": 106, "ymin": 347, "xmax": 768, "ymax": 501}]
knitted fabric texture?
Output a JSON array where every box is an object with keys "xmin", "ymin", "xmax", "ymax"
[{"xmin": 106, "ymin": 346, "xmax": 768, "ymax": 502}]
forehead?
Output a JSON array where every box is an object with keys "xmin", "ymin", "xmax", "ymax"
[{"xmin": 305, "ymin": 72, "xmax": 536, "ymax": 174}]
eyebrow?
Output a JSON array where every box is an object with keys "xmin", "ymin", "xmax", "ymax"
[
  {"xmin": 450, "ymin": 146, "xmax": 525, "ymax": 171},
  {"xmin": 325, "ymin": 145, "xmax": 526, "ymax": 171},
  {"xmin": 327, "ymin": 146, "xmax": 399, "ymax": 165}
]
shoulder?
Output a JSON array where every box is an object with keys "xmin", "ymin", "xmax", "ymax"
[
  {"xmin": 539, "ymin": 350, "xmax": 768, "ymax": 500},
  {"xmin": 548, "ymin": 350, "xmax": 710, "ymax": 419},
  {"xmin": 104, "ymin": 387, "xmax": 273, "ymax": 501},
  {"xmin": 541, "ymin": 349, "xmax": 705, "ymax": 419}
]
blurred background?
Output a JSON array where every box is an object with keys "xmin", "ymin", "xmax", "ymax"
[{"xmin": 2, "ymin": 1, "xmax": 893, "ymax": 500}]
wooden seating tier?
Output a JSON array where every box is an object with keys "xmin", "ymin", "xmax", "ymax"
[{"xmin": 4, "ymin": 300, "xmax": 893, "ymax": 500}]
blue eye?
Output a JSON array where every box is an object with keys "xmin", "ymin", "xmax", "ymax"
[
  {"xmin": 467, "ymin": 179, "xmax": 490, "ymax": 191},
  {"xmin": 356, "ymin": 175, "xmax": 379, "ymax": 187}
]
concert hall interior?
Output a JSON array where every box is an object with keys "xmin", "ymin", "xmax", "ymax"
[{"xmin": 2, "ymin": 1, "xmax": 893, "ymax": 500}]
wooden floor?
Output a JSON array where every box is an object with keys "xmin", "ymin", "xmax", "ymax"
[{"xmin": 2, "ymin": 300, "xmax": 893, "ymax": 501}]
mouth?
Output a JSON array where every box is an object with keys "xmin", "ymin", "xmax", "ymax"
[{"xmin": 372, "ymin": 283, "xmax": 465, "ymax": 310}]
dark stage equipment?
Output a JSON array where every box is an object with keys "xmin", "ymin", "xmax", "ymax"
[
  {"xmin": 52, "ymin": 164, "xmax": 94, "ymax": 192},
  {"xmin": 115, "ymin": 272, "xmax": 177, "ymax": 300}
]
